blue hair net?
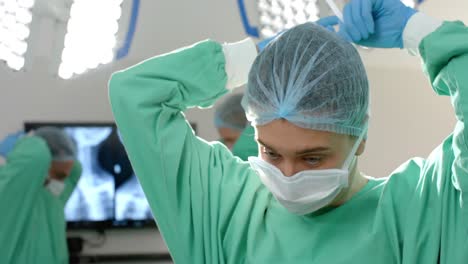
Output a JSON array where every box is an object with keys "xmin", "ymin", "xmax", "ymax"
[
  {"xmin": 35, "ymin": 127, "xmax": 77, "ymax": 161},
  {"xmin": 243, "ymin": 22, "xmax": 369, "ymax": 137},
  {"xmin": 214, "ymin": 93, "xmax": 248, "ymax": 131}
]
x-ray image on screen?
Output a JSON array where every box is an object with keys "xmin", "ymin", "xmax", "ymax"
[
  {"xmin": 64, "ymin": 126, "xmax": 115, "ymax": 221},
  {"xmin": 24, "ymin": 122, "xmax": 159, "ymax": 228},
  {"xmin": 97, "ymin": 128, "xmax": 152, "ymax": 221},
  {"xmin": 115, "ymin": 174, "xmax": 153, "ymax": 221}
]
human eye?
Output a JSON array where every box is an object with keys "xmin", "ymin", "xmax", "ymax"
[
  {"xmin": 262, "ymin": 147, "xmax": 281, "ymax": 161},
  {"xmin": 303, "ymin": 156, "xmax": 322, "ymax": 167}
]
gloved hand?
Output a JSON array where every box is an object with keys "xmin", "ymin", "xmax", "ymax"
[
  {"xmin": 316, "ymin": 0, "xmax": 417, "ymax": 48},
  {"xmin": 316, "ymin": 16, "xmax": 341, "ymax": 33},
  {"xmin": 0, "ymin": 131, "xmax": 25, "ymax": 157}
]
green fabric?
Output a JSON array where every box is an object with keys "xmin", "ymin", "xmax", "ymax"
[
  {"xmin": 231, "ymin": 125, "xmax": 258, "ymax": 161},
  {"xmin": 0, "ymin": 136, "xmax": 82, "ymax": 264},
  {"xmin": 109, "ymin": 22, "xmax": 468, "ymax": 263}
]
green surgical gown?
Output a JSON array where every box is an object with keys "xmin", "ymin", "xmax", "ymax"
[
  {"xmin": 232, "ymin": 125, "xmax": 258, "ymax": 161},
  {"xmin": 109, "ymin": 21, "xmax": 468, "ymax": 263},
  {"xmin": 0, "ymin": 136, "xmax": 82, "ymax": 264}
]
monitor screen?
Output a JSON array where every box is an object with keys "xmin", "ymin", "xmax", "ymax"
[{"xmin": 24, "ymin": 122, "xmax": 155, "ymax": 229}]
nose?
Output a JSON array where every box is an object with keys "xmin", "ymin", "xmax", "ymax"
[{"xmin": 278, "ymin": 161, "xmax": 300, "ymax": 177}]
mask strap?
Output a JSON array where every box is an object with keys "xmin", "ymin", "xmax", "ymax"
[{"xmin": 342, "ymin": 122, "xmax": 368, "ymax": 170}]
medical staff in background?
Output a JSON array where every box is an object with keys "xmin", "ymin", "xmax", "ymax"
[
  {"xmin": 0, "ymin": 127, "xmax": 82, "ymax": 264},
  {"xmin": 214, "ymin": 93, "xmax": 258, "ymax": 160}
]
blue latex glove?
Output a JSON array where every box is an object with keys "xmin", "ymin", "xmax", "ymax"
[
  {"xmin": 316, "ymin": 0, "xmax": 417, "ymax": 48},
  {"xmin": 0, "ymin": 131, "xmax": 25, "ymax": 157},
  {"xmin": 316, "ymin": 16, "xmax": 344, "ymax": 34}
]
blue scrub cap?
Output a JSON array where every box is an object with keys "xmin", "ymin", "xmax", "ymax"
[
  {"xmin": 35, "ymin": 127, "xmax": 77, "ymax": 161},
  {"xmin": 243, "ymin": 22, "xmax": 369, "ymax": 137},
  {"xmin": 214, "ymin": 93, "xmax": 248, "ymax": 131}
]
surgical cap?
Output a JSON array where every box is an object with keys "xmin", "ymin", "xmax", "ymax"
[
  {"xmin": 242, "ymin": 22, "xmax": 369, "ymax": 137},
  {"xmin": 214, "ymin": 93, "xmax": 248, "ymax": 131},
  {"xmin": 35, "ymin": 127, "xmax": 77, "ymax": 161}
]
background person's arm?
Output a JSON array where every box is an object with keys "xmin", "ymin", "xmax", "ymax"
[{"xmin": 59, "ymin": 161, "xmax": 82, "ymax": 205}]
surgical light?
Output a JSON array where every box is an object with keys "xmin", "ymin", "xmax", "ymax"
[
  {"xmin": 257, "ymin": 0, "xmax": 319, "ymax": 37},
  {"xmin": 58, "ymin": 0, "xmax": 123, "ymax": 79},
  {"xmin": 0, "ymin": 0, "xmax": 35, "ymax": 71}
]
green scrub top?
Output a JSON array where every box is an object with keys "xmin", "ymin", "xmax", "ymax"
[
  {"xmin": 109, "ymin": 21, "xmax": 468, "ymax": 263},
  {"xmin": 232, "ymin": 125, "xmax": 258, "ymax": 161},
  {"xmin": 0, "ymin": 136, "xmax": 82, "ymax": 264}
]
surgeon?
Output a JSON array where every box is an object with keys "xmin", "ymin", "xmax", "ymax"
[
  {"xmin": 0, "ymin": 127, "xmax": 82, "ymax": 264},
  {"xmin": 109, "ymin": 0, "xmax": 468, "ymax": 261},
  {"xmin": 214, "ymin": 93, "xmax": 258, "ymax": 160}
]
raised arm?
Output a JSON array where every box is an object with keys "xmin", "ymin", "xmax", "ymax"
[{"xmin": 109, "ymin": 39, "xmax": 259, "ymax": 262}]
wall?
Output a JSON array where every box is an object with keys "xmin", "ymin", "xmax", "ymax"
[
  {"xmin": 67, "ymin": 228, "xmax": 170, "ymax": 257},
  {"xmin": 360, "ymin": 66, "xmax": 455, "ymax": 177},
  {"xmin": 0, "ymin": 0, "xmax": 465, "ymax": 258}
]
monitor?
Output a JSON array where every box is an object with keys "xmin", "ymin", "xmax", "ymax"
[{"xmin": 24, "ymin": 122, "xmax": 157, "ymax": 229}]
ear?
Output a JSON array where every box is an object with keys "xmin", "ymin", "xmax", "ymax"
[{"xmin": 356, "ymin": 140, "xmax": 366, "ymax": 156}]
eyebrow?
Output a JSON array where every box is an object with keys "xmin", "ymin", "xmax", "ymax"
[
  {"xmin": 257, "ymin": 139, "xmax": 331, "ymax": 155},
  {"xmin": 257, "ymin": 139, "xmax": 276, "ymax": 151}
]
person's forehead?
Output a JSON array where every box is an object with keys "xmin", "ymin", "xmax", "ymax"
[
  {"xmin": 218, "ymin": 127, "xmax": 241, "ymax": 137},
  {"xmin": 257, "ymin": 135, "xmax": 335, "ymax": 154},
  {"xmin": 51, "ymin": 160, "xmax": 74, "ymax": 170},
  {"xmin": 255, "ymin": 120, "xmax": 345, "ymax": 153}
]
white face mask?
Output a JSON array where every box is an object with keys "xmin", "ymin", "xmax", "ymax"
[
  {"xmin": 46, "ymin": 179, "xmax": 66, "ymax": 197},
  {"xmin": 249, "ymin": 125, "xmax": 367, "ymax": 215}
]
